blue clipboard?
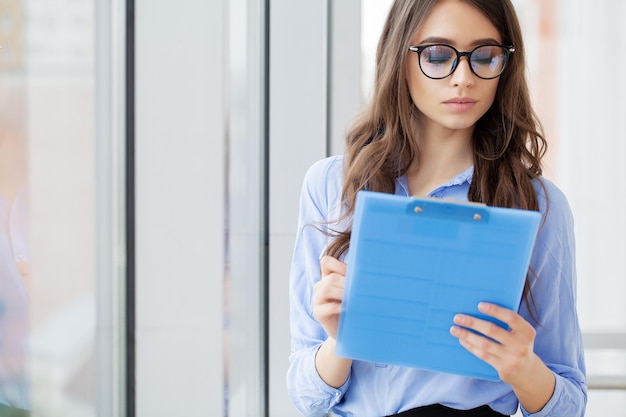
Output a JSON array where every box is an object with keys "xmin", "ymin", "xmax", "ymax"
[{"xmin": 335, "ymin": 190, "xmax": 541, "ymax": 380}]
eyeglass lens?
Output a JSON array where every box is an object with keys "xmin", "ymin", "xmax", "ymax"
[{"xmin": 419, "ymin": 45, "xmax": 508, "ymax": 79}]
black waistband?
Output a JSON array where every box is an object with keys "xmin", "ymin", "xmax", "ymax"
[{"xmin": 385, "ymin": 404, "xmax": 508, "ymax": 417}]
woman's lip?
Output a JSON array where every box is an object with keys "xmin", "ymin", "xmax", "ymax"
[
  {"xmin": 443, "ymin": 97, "xmax": 477, "ymax": 104},
  {"xmin": 443, "ymin": 98, "xmax": 478, "ymax": 111}
]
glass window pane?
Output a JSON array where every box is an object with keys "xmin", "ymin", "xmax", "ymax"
[
  {"xmin": 360, "ymin": 0, "xmax": 392, "ymax": 102},
  {"xmin": 0, "ymin": 0, "xmax": 124, "ymax": 415}
]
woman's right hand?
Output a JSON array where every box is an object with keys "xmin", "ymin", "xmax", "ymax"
[{"xmin": 313, "ymin": 255, "xmax": 347, "ymax": 340}]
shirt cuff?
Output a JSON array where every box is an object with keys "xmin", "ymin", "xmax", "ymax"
[
  {"xmin": 520, "ymin": 373, "xmax": 584, "ymax": 417},
  {"xmin": 520, "ymin": 374, "xmax": 563, "ymax": 417}
]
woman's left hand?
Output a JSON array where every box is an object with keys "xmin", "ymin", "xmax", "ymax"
[{"xmin": 450, "ymin": 302, "xmax": 538, "ymax": 387}]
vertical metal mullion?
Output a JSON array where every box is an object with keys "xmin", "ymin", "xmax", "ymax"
[
  {"xmin": 228, "ymin": 0, "xmax": 269, "ymax": 415},
  {"xmin": 262, "ymin": 0, "xmax": 270, "ymax": 414},
  {"xmin": 125, "ymin": 0, "xmax": 136, "ymax": 415},
  {"xmin": 325, "ymin": 0, "xmax": 332, "ymax": 157},
  {"xmin": 95, "ymin": 0, "xmax": 127, "ymax": 414},
  {"xmin": 223, "ymin": 1, "xmax": 230, "ymax": 416}
]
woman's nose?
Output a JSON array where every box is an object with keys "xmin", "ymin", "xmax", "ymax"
[{"xmin": 449, "ymin": 57, "xmax": 475, "ymax": 87}]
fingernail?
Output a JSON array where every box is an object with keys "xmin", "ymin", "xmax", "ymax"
[
  {"xmin": 453, "ymin": 314, "xmax": 465, "ymax": 325},
  {"xmin": 478, "ymin": 302, "xmax": 488, "ymax": 311}
]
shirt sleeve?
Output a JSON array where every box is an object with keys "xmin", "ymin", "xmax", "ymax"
[
  {"xmin": 286, "ymin": 157, "xmax": 351, "ymax": 417},
  {"xmin": 519, "ymin": 179, "xmax": 587, "ymax": 417}
]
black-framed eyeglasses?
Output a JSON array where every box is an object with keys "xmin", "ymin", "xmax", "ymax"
[{"xmin": 408, "ymin": 44, "xmax": 515, "ymax": 80}]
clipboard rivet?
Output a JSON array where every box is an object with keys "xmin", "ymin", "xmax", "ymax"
[
  {"xmin": 414, "ymin": 206, "xmax": 423, "ymax": 213},
  {"xmin": 473, "ymin": 214, "xmax": 482, "ymax": 221}
]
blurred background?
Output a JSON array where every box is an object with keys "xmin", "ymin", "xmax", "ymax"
[{"xmin": 0, "ymin": 0, "xmax": 624, "ymax": 416}]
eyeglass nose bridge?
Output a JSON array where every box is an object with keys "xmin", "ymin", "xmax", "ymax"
[{"xmin": 449, "ymin": 50, "xmax": 474, "ymax": 77}]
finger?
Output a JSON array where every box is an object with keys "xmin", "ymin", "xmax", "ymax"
[
  {"xmin": 320, "ymin": 255, "xmax": 347, "ymax": 277},
  {"xmin": 478, "ymin": 303, "xmax": 524, "ymax": 330},
  {"xmin": 457, "ymin": 337, "xmax": 503, "ymax": 368},
  {"xmin": 314, "ymin": 271, "xmax": 345, "ymax": 292},
  {"xmin": 478, "ymin": 302, "xmax": 536, "ymax": 339},
  {"xmin": 451, "ymin": 326, "xmax": 515, "ymax": 376},
  {"xmin": 450, "ymin": 324, "xmax": 506, "ymax": 360},
  {"xmin": 313, "ymin": 300, "xmax": 342, "ymax": 318},
  {"xmin": 313, "ymin": 281, "xmax": 344, "ymax": 304},
  {"xmin": 453, "ymin": 313, "xmax": 512, "ymax": 346}
]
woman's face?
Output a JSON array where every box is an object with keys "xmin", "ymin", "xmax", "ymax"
[{"xmin": 406, "ymin": 0, "xmax": 502, "ymax": 137}]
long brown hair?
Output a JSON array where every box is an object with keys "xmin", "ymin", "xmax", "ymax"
[{"xmin": 326, "ymin": 0, "xmax": 547, "ymax": 317}]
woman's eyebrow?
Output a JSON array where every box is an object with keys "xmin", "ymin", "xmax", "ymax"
[
  {"xmin": 417, "ymin": 36, "xmax": 502, "ymax": 46},
  {"xmin": 417, "ymin": 36, "xmax": 454, "ymax": 45}
]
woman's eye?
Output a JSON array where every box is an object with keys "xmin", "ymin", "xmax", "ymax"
[
  {"xmin": 473, "ymin": 57, "xmax": 494, "ymax": 65},
  {"xmin": 424, "ymin": 48, "xmax": 453, "ymax": 64},
  {"xmin": 426, "ymin": 55, "xmax": 450, "ymax": 63}
]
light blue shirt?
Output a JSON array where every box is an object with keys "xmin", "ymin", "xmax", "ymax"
[{"xmin": 287, "ymin": 156, "xmax": 586, "ymax": 417}]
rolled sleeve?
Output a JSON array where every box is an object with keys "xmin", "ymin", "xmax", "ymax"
[
  {"xmin": 288, "ymin": 345, "xmax": 351, "ymax": 416},
  {"xmin": 521, "ymin": 373, "xmax": 587, "ymax": 417}
]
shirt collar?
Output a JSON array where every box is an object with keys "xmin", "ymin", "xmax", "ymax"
[{"xmin": 396, "ymin": 165, "xmax": 474, "ymax": 196}]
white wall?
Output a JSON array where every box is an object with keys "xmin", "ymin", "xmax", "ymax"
[
  {"xmin": 268, "ymin": 2, "xmax": 328, "ymax": 415},
  {"xmin": 134, "ymin": 0, "xmax": 225, "ymax": 416}
]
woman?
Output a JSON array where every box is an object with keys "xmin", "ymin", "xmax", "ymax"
[{"xmin": 287, "ymin": 0, "xmax": 586, "ymax": 416}]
